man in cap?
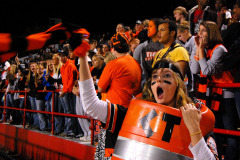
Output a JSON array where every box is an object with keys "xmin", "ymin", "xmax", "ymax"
[{"xmin": 58, "ymin": 46, "xmax": 79, "ymax": 137}]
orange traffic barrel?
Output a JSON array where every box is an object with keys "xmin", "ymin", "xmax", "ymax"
[{"xmin": 112, "ymin": 99, "xmax": 215, "ymax": 160}]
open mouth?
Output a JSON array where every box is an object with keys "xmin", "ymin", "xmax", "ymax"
[{"xmin": 157, "ymin": 87, "xmax": 163, "ymax": 99}]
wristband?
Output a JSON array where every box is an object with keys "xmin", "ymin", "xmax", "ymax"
[
  {"xmin": 194, "ymin": 55, "xmax": 199, "ymax": 61},
  {"xmin": 190, "ymin": 130, "xmax": 201, "ymax": 137}
]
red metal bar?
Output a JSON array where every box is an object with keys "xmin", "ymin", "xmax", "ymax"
[
  {"xmin": 209, "ymin": 83, "xmax": 240, "ymax": 88},
  {"xmin": 3, "ymin": 93, "xmax": 7, "ymax": 122},
  {"xmin": 90, "ymin": 119, "xmax": 95, "ymax": 145},
  {"xmin": 213, "ymin": 128, "xmax": 240, "ymax": 136},
  {"xmin": 23, "ymin": 90, "xmax": 27, "ymax": 128},
  {"xmin": 51, "ymin": 91, "xmax": 55, "ymax": 135}
]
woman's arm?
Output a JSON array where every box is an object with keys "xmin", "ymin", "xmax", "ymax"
[
  {"xmin": 15, "ymin": 56, "xmax": 29, "ymax": 75},
  {"xmin": 189, "ymin": 38, "xmax": 201, "ymax": 74},
  {"xmin": 189, "ymin": 137, "xmax": 217, "ymax": 160},
  {"xmin": 180, "ymin": 104, "xmax": 217, "ymax": 160},
  {"xmin": 78, "ymin": 46, "xmax": 108, "ymax": 123},
  {"xmin": 198, "ymin": 46, "xmax": 226, "ymax": 75}
]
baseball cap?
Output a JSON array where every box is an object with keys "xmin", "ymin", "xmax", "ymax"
[
  {"xmin": 136, "ymin": 20, "xmax": 142, "ymax": 24},
  {"xmin": 4, "ymin": 61, "xmax": 10, "ymax": 70}
]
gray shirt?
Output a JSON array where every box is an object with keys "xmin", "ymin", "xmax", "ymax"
[
  {"xmin": 133, "ymin": 40, "xmax": 163, "ymax": 89},
  {"xmin": 190, "ymin": 45, "xmax": 234, "ymax": 98}
]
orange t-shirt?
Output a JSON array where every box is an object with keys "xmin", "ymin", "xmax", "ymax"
[{"xmin": 98, "ymin": 55, "xmax": 141, "ymax": 108}]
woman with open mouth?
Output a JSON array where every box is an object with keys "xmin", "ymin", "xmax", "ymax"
[{"xmin": 75, "ymin": 36, "xmax": 218, "ymax": 159}]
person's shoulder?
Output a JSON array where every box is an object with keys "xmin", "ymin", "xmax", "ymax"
[
  {"xmin": 189, "ymin": 5, "xmax": 198, "ymax": 15},
  {"xmin": 174, "ymin": 43, "xmax": 188, "ymax": 53},
  {"xmin": 102, "ymin": 59, "xmax": 118, "ymax": 72},
  {"xmin": 125, "ymin": 55, "xmax": 141, "ymax": 63},
  {"xmin": 213, "ymin": 44, "xmax": 227, "ymax": 53},
  {"xmin": 65, "ymin": 61, "xmax": 77, "ymax": 70},
  {"xmin": 136, "ymin": 40, "xmax": 148, "ymax": 49}
]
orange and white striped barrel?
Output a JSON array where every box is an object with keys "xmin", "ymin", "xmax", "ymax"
[{"xmin": 112, "ymin": 99, "xmax": 215, "ymax": 160}]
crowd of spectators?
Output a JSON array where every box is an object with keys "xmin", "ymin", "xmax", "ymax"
[{"xmin": 0, "ymin": 0, "xmax": 240, "ymax": 159}]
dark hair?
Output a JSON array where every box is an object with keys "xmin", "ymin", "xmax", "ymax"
[
  {"xmin": 89, "ymin": 39, "xmax": 97, "ymax": 44},
  {"xmin": 159, "ymin": 20, "xmax": 178, "ymax": 39},
  {"xmin": 152, "ymin": 59, "xmax": 184, "ymax": 80},
  {"xmin": 149, "ymin": 18, "xmax": 163, "ymax": 29}
]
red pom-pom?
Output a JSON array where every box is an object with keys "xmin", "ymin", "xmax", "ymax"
[{"xmin": 73, "ymin": 41, "xmax": 90, "ymax": 57}]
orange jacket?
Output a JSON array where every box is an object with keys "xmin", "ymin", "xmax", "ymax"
[{"xmin": 60, "ymin": 59, "xmax": 78, "ymax": 93}]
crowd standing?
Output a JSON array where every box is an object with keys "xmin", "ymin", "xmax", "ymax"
[{"xmin": 0, "ymin": 0, "xmax": 240, "ymax": 159}]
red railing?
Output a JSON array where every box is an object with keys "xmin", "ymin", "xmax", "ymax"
[
  {"xmin": 209, "ymin": 82, "xmax": 240, "ymax": 136},
  {"xmin": 0, "ymin": 83, "xmax": 240, "ymax": 146},
  {"xmin": 0, "ymin": 90, "xmax": 96, "ymax": 145}
]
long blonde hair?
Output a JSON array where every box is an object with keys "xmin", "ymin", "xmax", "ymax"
[
  {"xmin": 46, "ymin": 59, "xmax": 53, "ymax": 75},
  {"xmin": 26, "ymin": 62, "xmax": 37, "ymax": 84},
  {"xmin": 7, "ymin": 64, "xmax": 17, "ymax": 75},
  {"xmin": 52, "ymin": 54, "xmax": 62, "ymax": 76},
  {"xmin": 142, "ymin": 59, "xmax": 193, "ymax": 109}
]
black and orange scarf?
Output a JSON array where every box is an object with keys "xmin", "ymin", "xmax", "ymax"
[{"xmin": 0, "ymin": 23, "xmax": 90, "ymax": 63}]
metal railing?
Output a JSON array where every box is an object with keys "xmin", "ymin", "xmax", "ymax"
[
  {"xmin": 209, "ymin": 82, "xmax": 240, "ymax": 136},
  {"xmin": 0, "ymin": 90, "xmax": 96, "ymax": 145},
  {"xmin": 1, "ymin": 83, "xmax": 240, "ymax": 146}
]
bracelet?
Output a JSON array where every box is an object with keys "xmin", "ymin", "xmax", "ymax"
[
  {"xmin": 190, "ymin": 131, "xmax": 201, "ymax": 137},
  {"xmin": 194, "ymin": 55, "xmax": 199, "ymax": 61}
]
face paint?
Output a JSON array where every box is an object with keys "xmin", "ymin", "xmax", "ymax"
[
  {"xmin": 151, "ymin": 81, "xmax": 156, "ymax": 86},
  {"xmin": 163, "ymin": 80, "xmax": 171, "ymax": 85},
  {"xmin": 147, "ymin": 21, "xmax": 157, "ymax": 37}
]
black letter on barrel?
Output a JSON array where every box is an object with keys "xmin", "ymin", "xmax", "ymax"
[{"xmin": 161, "ymin": 113, "xmax": 181, "ymax": 142}]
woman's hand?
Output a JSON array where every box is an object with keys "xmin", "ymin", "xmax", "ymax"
[
  {"xmin": 15, "ymin": 56, "xmax": 20, "ymax": 65},
  {"xmin": 180, "ymin": 104, "xmax": 201, "ymax": 135},
  {"xmin": 194, "ymin": 35, "xmax": 200, "ymax": 48},
  {"xmin": 195, "ymin": 35, "xmax": 207, "ymax": 49},
  {"xmin": 195, "ymin": 35, "xmax": 207, "ymax": 60},
  {"xmin": 180, "ymin": 104, "xmax": 203, "ymax": 146}
]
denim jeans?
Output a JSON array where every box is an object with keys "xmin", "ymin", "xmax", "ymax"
[
  {"xmin": 52, "ymin": 93, "xmax": 64, "ymax": 133},
  {"xmin": 36, "ymin": 99, "xmax": 47, "ymax": 131},
  {"xmin": 235, "ymin": 89, "xmax": 240, "ymax": 120},
  {"xmin": 18, "ymin": 98, "xmax": 30, "ymax": 123},
  {"xmin": 29, "ymin": 96, "xmax": 39, "ymax": 127},
  {"xmin": 214, "ymin": 98, "xmax": 239, "ymax": 160},
  {"xmin": 46, "ymin": 98, "xmax": 52, "ymax": 129},
  {"xmin": 60, "ymin": 92, "xmax": 77, "ymax": 134},
  {"xmin": 1, "ymin": 94, "xmax": 13, "ymax": 121}
]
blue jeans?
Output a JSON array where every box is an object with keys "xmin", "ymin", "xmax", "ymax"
[
  {"xmin": 19, "ymin": 98, "xmax": 30, "ymax": 123},
  {"xmin": 52, "ymin": 93, "xmax": 64, "ymax": 133},
  {"xmin": 29, "ymin": 96, "xmax": 39, "ymax": 127},
  {"xmin": 36, "ymin": 99, "xmax": 47, "ymax": 131},
  {"xmin": 214, "ymin": 98, "xmax": 239, "ymax": 160},
  {"xmin": 60, "ymin": 93, "xmax": 76, "ymax": 134},
  {"xmin": 235, "ymin": 90, "xmax": 240, "ymax": 120},
  {"xmin": 46, "ymin": 98, "xmax": 52, "ymax": 129},
  {"xmin": 1, "ymin": 94, "xmax": 13, "ymax": 121}
]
